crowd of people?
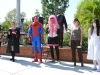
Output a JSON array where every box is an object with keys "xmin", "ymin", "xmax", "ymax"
[{"xmin": 0, "ymin": 9, "xmax": 100, "ymax": 72}]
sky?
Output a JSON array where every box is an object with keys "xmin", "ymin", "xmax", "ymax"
[{"xmin": 0, "ymin": 0, "xmax": 81, "ymax": 27}]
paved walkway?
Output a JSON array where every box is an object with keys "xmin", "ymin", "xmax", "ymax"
[{"xmin": 0, "ymin": 55, "xmax": 100, "ymax": 75}]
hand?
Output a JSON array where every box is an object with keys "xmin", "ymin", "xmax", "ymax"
[
  {"xmin": 8, "ymin": 31, "xmax": 10, "ymax": 34},
  {"xmin": 28, "ymin": 36, "xmax": 31, "ymax": 43},
  {"xmin": 80, "ymin": 42, "xmax": 82, "ymax": 46},
  {"xmin": 65, "ymin": 28, "xmax": 67, "ymax": 31},
  {"xmin": 12, "ymin": 31, "xmax": 16, "ymax": 34},
  {"xmin": 69, "ymin": 41, "xmax": 71, "ymax": 46}
]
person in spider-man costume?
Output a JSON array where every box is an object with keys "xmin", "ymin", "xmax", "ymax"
[{"xmin": 28, "ymin": 15, "xmax": 44, "ymax": 64}]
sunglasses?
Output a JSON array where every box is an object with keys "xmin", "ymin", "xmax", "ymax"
[{"xmin": 50, "ymin": 17, "xmax": 54, "ymax": 19}]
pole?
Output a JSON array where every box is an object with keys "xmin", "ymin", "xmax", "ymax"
[{"xmin": 16, "ymin": 0, "xmax": 20, "ymax": 27}]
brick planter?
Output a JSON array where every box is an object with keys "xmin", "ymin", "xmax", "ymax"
[{"xmin": 0, "ymin": 45, "xmax": 92, "ymax": 63}]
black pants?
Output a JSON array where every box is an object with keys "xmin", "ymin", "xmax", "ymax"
[
  {"xmin": 71, "ymin": 40, "xmax": 83, "ymax": 62},
  {"xmin": 50, "ymin": 46, "xmax": 59, "ymax": 61},
  {"xmin": 58, "ymin": 33, "xmax": 63, "ymax": 47}
]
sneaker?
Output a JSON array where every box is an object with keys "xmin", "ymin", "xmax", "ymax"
[
  {"xmin": 57, "ymin": 60, "xmax": 61, "ymax": 64},
  {"xmin": 51, "ymin": 59, "xmax": 55, "ymax": 62},
  {"xmin": 96, "ymin": 69, "xmax": 100, "ymax": 72},
  {"xmin": 91, "ymin": 67, "xmax": 97, "ymax": 70}
]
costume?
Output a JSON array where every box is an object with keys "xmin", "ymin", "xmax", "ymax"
[
  {"xmin": 6, "ymin": 27, "xmax": 20, "ymax": 62},
  {"xmin": 46, "ymin": 15, "xmax": 61, "ymax": 63},
  {"xmin": 28, "ymin": 21, "xmax": 43, "ymax": 63},
  {"xmin": 87, "ymin": 19, "xmax": 100, "ymax": 72}
]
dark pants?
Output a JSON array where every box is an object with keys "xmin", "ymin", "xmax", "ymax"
[
  {"xmin": 50, "ymin": 46, "xmax": 59, "ymax": 61},
  {"xmin": 71, "ymin": 40, "xmax": 83, "ymax": 62},
  {"xmin": 58, "ymin": 32, "xmax": 63, "ymax": 47}
]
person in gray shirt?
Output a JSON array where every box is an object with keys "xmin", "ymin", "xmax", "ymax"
[{"xmin": 20, "ymin": 18, "xmax": 25, "ymax": 32}]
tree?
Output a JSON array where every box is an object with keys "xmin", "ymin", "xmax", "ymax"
[
  {"xmin": 2, "ymin": 20, "xmax": 11, "ymax": 31},
  {"xmin": 41, "ymin": 0, "xmax": 69, "ymax": 24},
  {"xmin": 34, "ymin": 9, "xmax": 40, "ymax": 16},
  {"xmin": 74, "ymin": 0, "xmax": 100, "ymax": 35},
  {"xmin": 5, "ymin": 8, "xmax": 26, "ymax": 22}
]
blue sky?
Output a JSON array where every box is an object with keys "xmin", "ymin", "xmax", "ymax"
[{"xmin": 0, "ymin": 0, "xmax": 81, "ymax": 26}]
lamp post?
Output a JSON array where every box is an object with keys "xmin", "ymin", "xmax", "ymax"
[{"xmin": 16, "ymin": 0, "xmax": 20, "ymax": 27}]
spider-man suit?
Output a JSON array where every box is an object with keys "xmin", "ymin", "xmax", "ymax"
[{"xmin": 28, "ymin": 19, "xmax": 43, "ymax": 64}]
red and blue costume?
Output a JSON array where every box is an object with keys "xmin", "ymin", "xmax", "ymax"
[{"xmin": 28, "ymin": 21, "xmax": 43, "ymax": 63}]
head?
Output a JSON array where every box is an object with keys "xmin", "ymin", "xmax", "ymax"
[
  {"xmin": 48, "ymin": 15, "xmax": 58, "ymax": 25},
  {"xmin": 91, "ymin": 18, "xmax": 99, "ymax": 36},
  {"xmin": 73, "ymin": 18, "xmax": 80, "ymax": 27},
  {"xmin": 58, "ymin": 9, "xmax": 61, "ymax": 14},
  {"xmin": 11, "ymin": 22, "xmax": 16, "ymax": 28},
  {"xmin": 33, "ymin": 14, "xmax": 39, "ymax": 22},
  {"xmin": 21, "ymin": 18, "xmax": 24, "ymax": 22}
]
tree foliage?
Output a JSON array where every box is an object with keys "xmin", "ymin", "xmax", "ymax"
[
  {"xmin": 5, "ymin": 8, "xmax": 26, "ymax": 22},
  {"xmin": 41, "ymin": 0, "xmax": 69, "ymax": 24},
  {"xmin": 2, "ymin": 20, "xmax": 11, "ymax": 31},
  {"xmin": 74, "ymin": 0, "xmax": 100, "ymax": 35},
  {"xmin": 34, "ymin": 9, "xmax": 41, "ymax": 16}
]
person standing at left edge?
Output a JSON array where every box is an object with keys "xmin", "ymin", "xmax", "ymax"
[
  {"xmin": 6, "ymin": 22, "xmax": 20, "ymax": 62},
  {"xmin": 28, "ymin": 15, "xmax": 44, "ymax": 64}
]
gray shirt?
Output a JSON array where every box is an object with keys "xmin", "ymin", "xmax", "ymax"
[
  {"xmin": 71, "ymin": 27, "xmax": 81, "ymax": 40},
  {"xmin": 20, "ymin": 22, "xmax": 25, "ymax": 32}
]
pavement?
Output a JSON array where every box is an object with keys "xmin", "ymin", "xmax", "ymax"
[{"xmin": 0, "ymin": 55, "xmax": 100, "ymax": 75}]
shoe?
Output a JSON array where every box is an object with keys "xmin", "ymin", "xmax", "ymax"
[
  {"xmin": 10, "ymin": 58, "xmax": 15, "ymax": 62},
  {"xmin": 51, "ymin": 59, "xmax": 55, "ymax": 62},
  {"xmin": 74, "ymin": 62, "xmax": 76, "ymax": 66},
  {"xmin": 96, "ymin": 69, "xmax": 100, "ymax": 72},
  {"xmin": 10, "ymin": 58, "xmax": 13, "ymax": 60},
  {"xmin": 38, "ymin": 59, "xmax": 42, "ymax": 64},
  {"xmin": 32, "ymin": 52, "xmax": 38, "ymax": 62},
  {"xmin": 91, "ymin": 67, "xmax": 97, "ymax": 70},
  {"xmin": 32, "ymin": 58, "xmax": 38, "ymax": 62},
  {"xmin": 38, "ymin": 52, "xmax": 42, "ymax": 64},
  {"xmin": 57, "ymin": 60, "xmax": 61, "ymax": 64}
]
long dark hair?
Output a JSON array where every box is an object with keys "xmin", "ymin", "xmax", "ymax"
[{"xmin": 91, "ymin": 19, "xmax": 99, "ymax": 36}]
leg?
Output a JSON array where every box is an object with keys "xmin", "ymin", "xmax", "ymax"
[
  {"xmin": 10, "ymin": 46, "xmax": 15, "ymax": 62},
  {"xmin": 76, "ymin": 41, "xmax": 83, "ymax": 67},
  {"xmin": 96, "ymin": 60, "xmax": 100, "ymax": 72},
  {"xmin": 58, "ymin": 33, "xmax": 60, "ymax": 46},
  {"xmin": 32, "ymin": 39, "xmax": 38, "ymax": 62},
  {"xmin": 92, "ymin": 60, "xmax": 97, "ymax": 70},
  {"xmin": 60, "ymin": 33, "xmax": 63, "ymax": 48},
  {"xmin": 71, "ymin": 40, "xmax": 76, "ymax": 66},
  {"xmin": 36, "ymin": 36, "xmax": 42, "ymax": 64},
  {"xmin": 50, "ymin": 46, "xmax": 55, "ymax": 62},
  {"xmin": 0, "ymin": 42, "xmax": 1, "ymax": 57},
  {"xmin": 55, "ymin": 46, "xmax": 61, "ymax": 64},
  {"xmin": 55, "ymin": 46, "xmax": 59, "ymax": 61}
]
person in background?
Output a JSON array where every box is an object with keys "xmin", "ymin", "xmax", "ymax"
[
  {"xmin": 6, "ymin": 22, "xmax": 20, "ymax": 62},
  {"xmin": 69, "ymin": 18, "xmax": 83, "ymax": 67},
  {"xmin": 46, "ymin": 15, "xmax": 61, "ymax": 64},
  {"xmin": 28, "ymin": 15, "xmax": 44, "ymax": 64},
  {"xmin": 87, "ymin": 19, "xmax": 100, "ymax": 72},
  {"xmin": 20, "ymin": 18, "xmax": 25, "ymax": 32},
  {"xmin": 0, "ymin": 25, "xmax": 4, "ymax": 57},
  {"xmin": 57, "ymin": 9, "xmax": 67, "ymax": 48}
]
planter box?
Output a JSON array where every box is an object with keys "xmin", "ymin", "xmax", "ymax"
[{"xmin": 0, "ymin": 45, "xmax": 92, "ymax": 63}]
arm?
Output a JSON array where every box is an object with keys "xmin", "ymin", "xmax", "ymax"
[
  {"xmin": 46, "ymin": 24, "xmax": 49, "ymax": 34},
  {"xmin": 63, "ymin": 16, "xmax": 67, "ymax": 30},
  {"xmin": 69, "ymin": 28, "xmax": 73, "ymax": 43},
  {"xmin": 88, "ymin": 28, "xmax": 91, "ymax": 39},
  {"xmin": 80, "ymin": 27, "xmax": 83, "ymax": 45},
  {"xmin": 28, "ymin": 25, "xmax": 32, "ymax": 37}
]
